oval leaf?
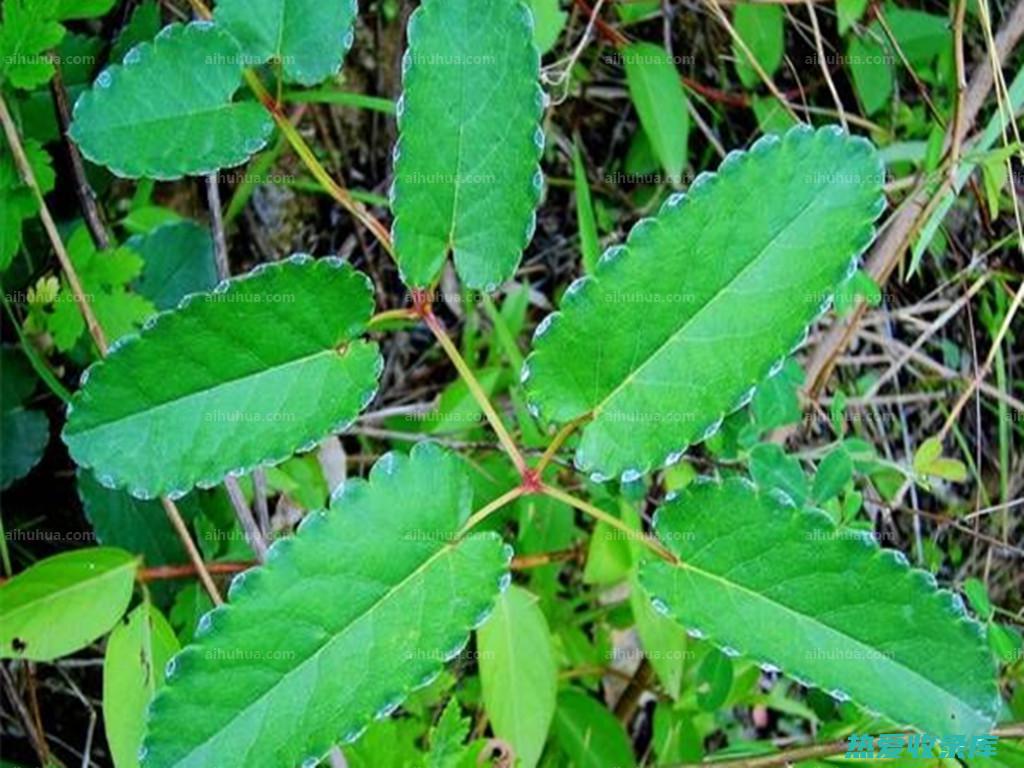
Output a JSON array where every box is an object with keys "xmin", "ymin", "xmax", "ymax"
[
  {"xmin": 103, "ymin": 603, "xmax": 180, "ymax": 768},
  {"xmin": 391, "ymin": 0, "xmax": 543, "ymax": 289},
  {"xmin": 623, "ymin": 42, "xmax": 689, "ymax": 181},
  {"xmin": 69, "ymin": 22, "xmax": 274, "ymax": 179},
  {"xmin": 143, "ymin": 443, "xmax": 510, "ymax": 768},
  {"xmin": 478, "ymin": 585, "xmax": 557, "ymax": 768},
  {"xmin": 640, "ymin": 478, "xmax": 999, "ymax": 733},
  {"xmin": 552, "ymin": 689, "xmax": 636, "ymax": 768},
  {"xmin": 213, "ymin": 0, "xmax": 357, "ymax": 86},
  {"xmin": 0, "ymin": 547, "xmax": 138, "ymax": 661},
  {"xmin": 524, "ymin": 126, "xmax": 885, "ymax": 481},
  {"xmin": 62, "ymin": 257, "xmax": 382, "ymax": 499}
]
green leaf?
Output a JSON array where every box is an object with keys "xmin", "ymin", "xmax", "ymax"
[
  {"xmin": 553, "ymin": 689, "xmax": 637, "ymax": 768},
  {"xmin": 962, "ymin": 578, "xmax": 993, "ymax": 622},
  {"xmin": 750, "ymin": 443, "xmax": 808, "ymax": 506},
  {"xmin": 623, "ymin": 42, "xmax": 689, "ymax": 181},
  {"xmin": 63, "ymin": 257, "xmax": 382, "ymax": 499},
  {"xmin": 77, "ymin": 470, "xmax": 188, "ymax": 573},
  {"xmin": 70, "ymin": 22, "xmax": 274, "ymax": 179},
  {"xmin": 103, "ymin": 603, "xmax": 180, "ymax": 768},
  {"xmin": 478, "ymin": 585, "xmax": 556, "ymax": 768},
  {"xmin": 213, "ymin": 0, "xmax": 357, "ymax": 86},
  {"xmin": 573, "ymin": 139, "xmax": 600, "ymax": 274},
  {"xmin": 427, "ymin": 699, "xmax": 472, "ymax": 768},
  {"xmin": 812, "ymin": 447, "xmax": 853, "ymax": 503},
  {"xmin": 733, "ymin": 5, "xmax": 784, "ymax": 88},
  {"xmin": 640, "ymin": 478, "xmax": 999, "ymax": 733},
  {"xmin": 630, "ymin": 575, "xmax": 689, "ymax": 699},
  {"xmin": 913, "ymin": 437, "xmax": 968, "ymax": 483},
  {"xmin": 0, "ymin": 0, "xmax": 65, "ymax": 90},
  {"xmin": 837, "ymin": 0, "xmax": 869, "ymax": 35},
  {"xmin": 848, "ymin": 35, "xmax": 893, "ymax": 115},
  {"xmin": 46, "ymin": 227, "xmax": 157, "ymax": 351},
  {"xmin": 142, "ymin": 443, "xmax": 510, "ymax": 768},
  {"xmin": 0, "ymin": 407, "xmax": 48, "ymax": 489},
  {"xmin": 525, "ymin": 0, "xmax": 567, "ymax": 54},
  {"xmin": 696, "ymin": 647, "xmax": 733, "ymax": 711},
  {"xmin": 391, "ymin": 0, "xmax": 543, "ymax": 289},
  {"xmin": 0, "ymin": 548, "xmax": 138, "ymax": 661},
  {"xmin": 128, "ymin": 221, "xmax": 220, "ymax": 310},
  {"xmin": 525, "ymin": 127, "xmax": 884, "ymax": 481},
  {"xmin": 56, "ymin": 0, "xmax": 115, "ymax": 19},
  {"xmin": 110, "ymin": 0, "xmax": 161, "ymax": 63},
  {"xmin": 882, "ymin": 5, "xmax": 950, "ymax": 68}
]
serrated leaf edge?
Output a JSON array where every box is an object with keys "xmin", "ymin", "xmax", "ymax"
[
  {"xmin": 61, "ymin": 255, "xmax": 383, "ymax": 501},
  {"xmin": 389, "ymin": 0, "xmax": 546, "ymax": 291},
  {"xmin": 212, "ymin": 0, "xmax": 358, "ymax": 87},
  {"xmin": 522, "ymin": 124, "xmax": 886, "ymax": 483},
  {"xmin": 639, "ymin": 475, "xmax": 1001, "ymax": 729},
  {"xmin": 69, "ymin": 21, "xmax": 273, "ymax": 180},
  {"xmin": 143, "ymin": 442, "xmax": 513, "ymax": 767}
]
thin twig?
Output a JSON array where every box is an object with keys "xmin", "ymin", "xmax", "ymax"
[
  {"xmin": 51, "ymin": 60, "xmax": 110, "ymax": 250},
  {"xmin": 0, "ymin": 93, "xmax": 107, "ymax": 354},
  {"xmin": 422, "ymin": 307, "xmax": 528, "ymax": 475},
  {"xmin": 224, "ymin": 476, "xmax": 269, "ymax": 561}
]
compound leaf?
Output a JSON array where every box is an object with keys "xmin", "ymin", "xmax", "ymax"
[
  {"xmin": 214, "ymin": 0, "xmax": 357, "ymax": 86},
  {"xmin": 0, "ymin": 548, "xmax": 138, "ymax": 661},
  {"xmin": 524, "ymin": 126, "xmax": 884, "ymax": 481},
  {"xmin": 143, "ymin": 443, "xmax": 510, "ymax": 768},
  {"xmin": 392, "ymin": 0, "xmax": 543, "ymax": 289},
  {"xmin": 62, "ymin": 257, "xmax": 382, "ymax": 499},
  {"xmin": 0, "ymin": 0, "xmax": 65, "ymax": 90},
  {"xmin": 69, "ymin": 22, "xmax": 273, "ymax": 179},
  {"xmin": 640, "ymin": 478, "xmax": 999, "ymax": 733}
]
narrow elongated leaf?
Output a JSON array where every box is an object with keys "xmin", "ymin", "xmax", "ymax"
[
  {"xmin": 104, "ymin": 603, "xmax": 180, "ymax": 768},
  {"xmin": 391, "ymin": 0, "xmax": 544, "ymax": 289},
  {"xmin": 478, "ymin": 586, "xmax": 556, "ymax": 768},
  {"xmin": 0, "ymin": 548, "xmax": 138, "ymax": 661},
  {"xmin": 214, "ymin": 0, "xmax": 357, "ymax": 86},
  {"xmin": 143, "ymin": 443, "xmax": 510, "ymax": 768},
  {"xmin": 70, "ymin": 22, "xmax": 273, "ymax": 179},
  {"xmin": 63, "ymin": 257, "xmax": 382, "ymax": 499},
  {"xmin": 732, "ymin": 5, "xmax": 784, "ymax": 88},
  {"xmin": 640, "ymin": 478, "xmax": 999, "ymax": 733},
  {"xmin": 553, "ymin": 690, "xmax": 636, "ymax": 768},
  {"xmin": 623, "ymin": 42, "xmax": 689, "ymax": 181},
  {"xmin": 524, "ymin": 126, "xmax": 884, "ymax": 481}
]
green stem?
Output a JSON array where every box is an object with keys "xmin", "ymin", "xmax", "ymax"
[
  {"xmin": 535, "ymin": 414, "xmax": 591, "ymax": 474},
  {"xmin": 243, "ymin": 73, "xmax": 395, "ymax": 258},
  {"xmin": 459, "ymin": 487, "xmax": 527, "ymax": 536},
  {"xmin": 422, "ymin": 309, "xmax": 528, "ymax": 475},
  {"xmin": 540, "ymin": 484, "xmax": 677, "ymax": 563},
  {"xmin": 0, "ymin": 289, "xmax": 72, "ymax": 403}
]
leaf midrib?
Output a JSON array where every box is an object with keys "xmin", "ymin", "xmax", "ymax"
[
  {"xmin": 592, "ymin": 189, "xmax": 825, "ymax": 419},
  {"xmin": 3, "ymin": 557, "xmax": 136, "ymax": 633},
  {"xmin": 80, "ymin": 102, "xmax": 257, "ymax": 137},
  {"xmin": 169, "ymin": 535, "xmax": 487, "ymax": 766},
  {"xmin": 661, "ymin": 546, "xmax": 978, "ymax": 718},
  {"xmin": 68, "ymin": 346, "xmax": 349, "ymax": 439}
]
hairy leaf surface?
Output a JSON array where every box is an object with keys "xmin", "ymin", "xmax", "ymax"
[
  {"xmin": 63, "ymin": 257, "xmax": 382, "ymax": 499},
  {"xmin": 524, "ymin": 126, "xmax": 884, "ymax": 480},
  {"xmin": 214, "ymin": 0, "xmax": 357, "ymax": 86},
  {"xmin": 70, "ymin": 22, "xmax": 273, "ymax": 179},
  {"xmin": 0, "ymin": 548, "xmax": 137, "ymax": 661},
  {"xmin": 143, "ymin": 443, "xmax": 510, "ymax": 768},
  {"xmin": 391, "ymin": 0, "xmax": 543, "ymax": 289},
  {"xmin": 640, "ymin": 478, "xmax": 999, "ymax": 733}
]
